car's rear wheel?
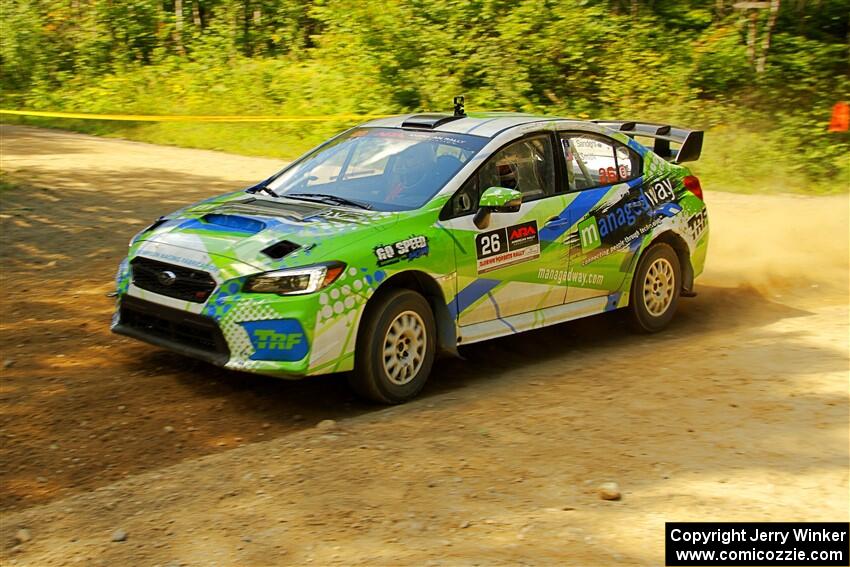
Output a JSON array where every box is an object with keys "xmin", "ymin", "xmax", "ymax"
[
  {"xmin": 349, "ymin": 289, "xmax": 436, "ymax": 404},
  {"xmin": 629, "ymin": 242, "xmax": 681, "ymax": 333}
]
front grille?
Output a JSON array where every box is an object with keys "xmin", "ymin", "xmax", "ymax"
[
  {"xmin": 131, "ymin": 257, "xmax": 216, "ymax": 303},
  {"xmin": 117, "ymin": 296, "xmax": 229, "ymax": 363}
]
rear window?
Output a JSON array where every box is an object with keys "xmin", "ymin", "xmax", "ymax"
[{"xmin": 560, "ymin": 133, "xmax": 641, "ymax": 191}]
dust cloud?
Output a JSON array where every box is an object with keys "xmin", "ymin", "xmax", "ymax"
[{"xmin": 703, "ymin": 191, "xmax": 849, "ymax": 295}]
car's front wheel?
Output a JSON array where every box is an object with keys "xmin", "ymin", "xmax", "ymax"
[
  {"xmin": 628, "ymin": 242, "xmax": 681, "ymax": 333},
  {"xmin": 349, "ymin": 289, "xmax": 436, "ymax": 403}
]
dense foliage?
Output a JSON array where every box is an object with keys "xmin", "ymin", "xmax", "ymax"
[{"xmin": 1, "ymin": 0, "xmax": 847, "ymax": 192}]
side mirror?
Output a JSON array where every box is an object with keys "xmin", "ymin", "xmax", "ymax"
[{"xmin": 473, "ymin": 187, "xmax": 522, "ymax": 229}]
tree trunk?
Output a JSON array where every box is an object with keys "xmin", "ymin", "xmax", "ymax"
[
  {"xmin": 243, "ymin": 0, "xmax": 252, "ymax": 56},
  {"xmin": 174, "ymin": 0, "xmax": 185, "ymax": 55},
  {"xmin": 192, "ymin": 1, "xmax": 201, "ymax": 27},
  {"xmin": 746, "ymin": 9, "xmax": 758, "ymax": 67},
  {"xmin": 756, "ymin": 0, "xmax": 780, "ymax": 73}
]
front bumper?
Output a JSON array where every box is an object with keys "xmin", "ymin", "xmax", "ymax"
[
  {"xmin": 114, "ymin": 243, "xmax": 369, "ymax": 377},
  {"xmin": 111, "ymin": 294, "xmax": 319, "ymax": 378},
  {"xmin": 112, "ymin": 295, "xmax": 230, "ymax": 366}
]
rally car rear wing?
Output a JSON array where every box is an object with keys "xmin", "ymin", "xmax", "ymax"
[{"xmin": 592, "ymin": 120, "xmax": 704, "ymax": 164}]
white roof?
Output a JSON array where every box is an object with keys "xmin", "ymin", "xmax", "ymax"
[{"xmin": 361, "ymin": 112, "xmax": 589, "ymax": 138}]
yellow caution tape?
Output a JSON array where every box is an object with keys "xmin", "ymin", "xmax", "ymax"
[{"xmin": 0, "ymin": 109, "xmax": 392, "ymax": 122}]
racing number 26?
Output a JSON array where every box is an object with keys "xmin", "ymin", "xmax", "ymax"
[
  {"xmin": 598, "ymin": 165, "xmax": 630, "ymax": 185},
  {"xmin": 480, "ymin": 233, "xmax": 502, "ymax": 255}
]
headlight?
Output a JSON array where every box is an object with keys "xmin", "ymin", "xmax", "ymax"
[{"xmin": 243, "ymin": 262, "xmax": 346, "ymax": 296}]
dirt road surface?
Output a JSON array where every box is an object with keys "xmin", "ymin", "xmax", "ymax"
[{"xmin": 1, "ymin": 124, "xmax": 848, "ymax": 566}]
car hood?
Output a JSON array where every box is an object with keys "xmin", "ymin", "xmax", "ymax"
[{"xmin": 134, "ymin": 193, "xmax": 399, "ymax": 272}]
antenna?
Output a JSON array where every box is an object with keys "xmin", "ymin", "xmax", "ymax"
[{"xmin": 453, "ymin": 96, "xmax": 465, "ymax": 117}]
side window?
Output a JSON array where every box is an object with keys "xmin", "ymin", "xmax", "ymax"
[
  {"xmin": 560, "ymin": 133, "xmax": 640, "ymax": 191},
  {"xmin": 449, "ymin": 134, "xmax": 555, "ymax": 216},
  {"xmin": 450, "ymin": 176, "xmax": 478, "ymax": 216},
  {"xmin": 615, "ymin": 144, "xmax": 640, "ymax": 182}
]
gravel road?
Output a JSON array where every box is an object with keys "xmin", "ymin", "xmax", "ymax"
[{"xmin": 1, "ymin": 124, "xmax": 847, "ymax": 566}]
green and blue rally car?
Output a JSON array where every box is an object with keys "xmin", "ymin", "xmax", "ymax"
[{"xmin": 112, "ymin": 99, "xmax": 709, "ymax": 403}]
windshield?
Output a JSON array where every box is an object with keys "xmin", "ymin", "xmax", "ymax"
[{"xmin": 265, "ymin": 127, "xmax": 488, "ymax": 211}]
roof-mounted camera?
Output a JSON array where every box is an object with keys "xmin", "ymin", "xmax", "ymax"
[{"xmin": 453, "ymin": 96, "xmax": 465, "ymax": 117}]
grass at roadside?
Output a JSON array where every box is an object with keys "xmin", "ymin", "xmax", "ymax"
[{"xmin": 3, "ymin": 114, "xmax": 847, "ymax": 195}]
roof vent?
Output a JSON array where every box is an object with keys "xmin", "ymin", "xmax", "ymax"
[{"xmin": 401, "ymin": 113, "xmax": 464, "ymax": 129}]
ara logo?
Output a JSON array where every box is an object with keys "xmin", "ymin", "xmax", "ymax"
[
  {"xmin": 240, "ymin": 319, "xmax": 309, "ymax": 362},
  {"xmin": 510, "ymin": 225, "xmax": 536, "ymax": 240}
]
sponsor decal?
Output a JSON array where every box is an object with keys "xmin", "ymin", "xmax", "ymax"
[
  {"xmin": 538, "ymin": 268, "xmax": 604, "ymax": 286},
  {"xmin": 476, "ymin": 221, "xmax": 540, "ymax": 274},
  {"xmin": 139, "ymin": 250, "xmax": 218, "ymax": 273},
  {"xmin": 359, "ymin": 128, "xmax": 484, "ymax": 149},
  {"xmin": 687, "ymin": 209, "xmax": 708, "ymax": 239},
  {"xmin": 578, "ymin": 216, "xmax": 602, "ymax": 252},
  {"xmin": 240, "ymin": 319, "xmax": 309, "ymax": 362},
  {"xmin": 581, "ymin": 216, "xmax": 665, "ymax": 266},
  {"xmin": 643, "ymin": 178, "xmax": 677, "ymax": 208},
  {"xmin": 578, "ymin": 178, "xmax": 678, "ymax": 253},
  {"xmin": 374, "ymin": 235, "xmax": 429, "ymax": 267}
]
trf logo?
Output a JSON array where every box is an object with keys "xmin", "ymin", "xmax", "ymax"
[
  {"xmin": 253, "ymin": 330, "xmax": 303, "ymax": 351},
  {"xmin": 578, "ymin": 217, "xmax": 602, "ymax": 252},
  {"xmin": 240, "ymin": 319, "xmax": 309, "ymax": 362}
]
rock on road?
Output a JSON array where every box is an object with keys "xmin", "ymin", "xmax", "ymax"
[{"xmin": 1, "ymin": 125, "xmax": 848, "ymax": 566}]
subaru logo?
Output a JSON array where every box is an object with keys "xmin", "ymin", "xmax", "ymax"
[{"xmin": 157, "ymin": 270, "xmax": 177, "ymax": 286}]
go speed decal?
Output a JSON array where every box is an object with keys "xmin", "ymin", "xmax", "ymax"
[
  {"xmin": 374, "ymin": 235, "xmax": 429, "ymax": 267},
  {"xmin": 476, "ymin": 221, "xmax": 540, "ymax": 274}
]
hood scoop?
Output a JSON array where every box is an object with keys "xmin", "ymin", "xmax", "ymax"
[
  {"xmin": 200, "ymin": 213, "xmax": 266, "ymax": 234},
  {"xmin": 262, "ymin": 240, "xmax": 301, "ymax": 259}
]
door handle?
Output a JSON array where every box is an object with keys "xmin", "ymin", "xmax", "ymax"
[{"xmin": 544, "ymin": 216, "xmax": 568, "ymax": 227}]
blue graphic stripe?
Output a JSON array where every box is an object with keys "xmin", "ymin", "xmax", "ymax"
[
  {"xmin": 627, "ymin": 137, "xmax": 648, "ymax": 155},
  {"xmin": 449, "ymin": 278, "xmax": 501, "ymax": 320},
  {"xmin": 538, "ymin": 177, "xmax": 645, "ymax": 243},
  {"xmin": 605, "ymin": 292, "xmax": 622, "ymax": 312},
  {"xmin": 538, "ymin": 190, "xmax": 605, "ymax": 242},
  {"xmin": 487, "ymin": 291, "xmax": 517, "ymax": 333},
  {"xmin": 179, "ymin": 217, "xmax": 265, "ymax": 235},
  {"xmin": 658, "ymin": 202, "xmax": 683, "ymax": 217}
]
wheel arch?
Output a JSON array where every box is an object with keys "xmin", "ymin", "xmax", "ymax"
[
  {"xmin": 363, "ymin": 270, "xmax": 459, "ymax": 358},
  {"xmin": 648, "ymin": 230, "xmax": 694, "ymax": 293}
]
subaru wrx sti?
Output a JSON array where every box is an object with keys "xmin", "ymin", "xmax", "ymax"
[{"xmin": 113, "ymin": 100, "xmax": 708, "ymax": 403}]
